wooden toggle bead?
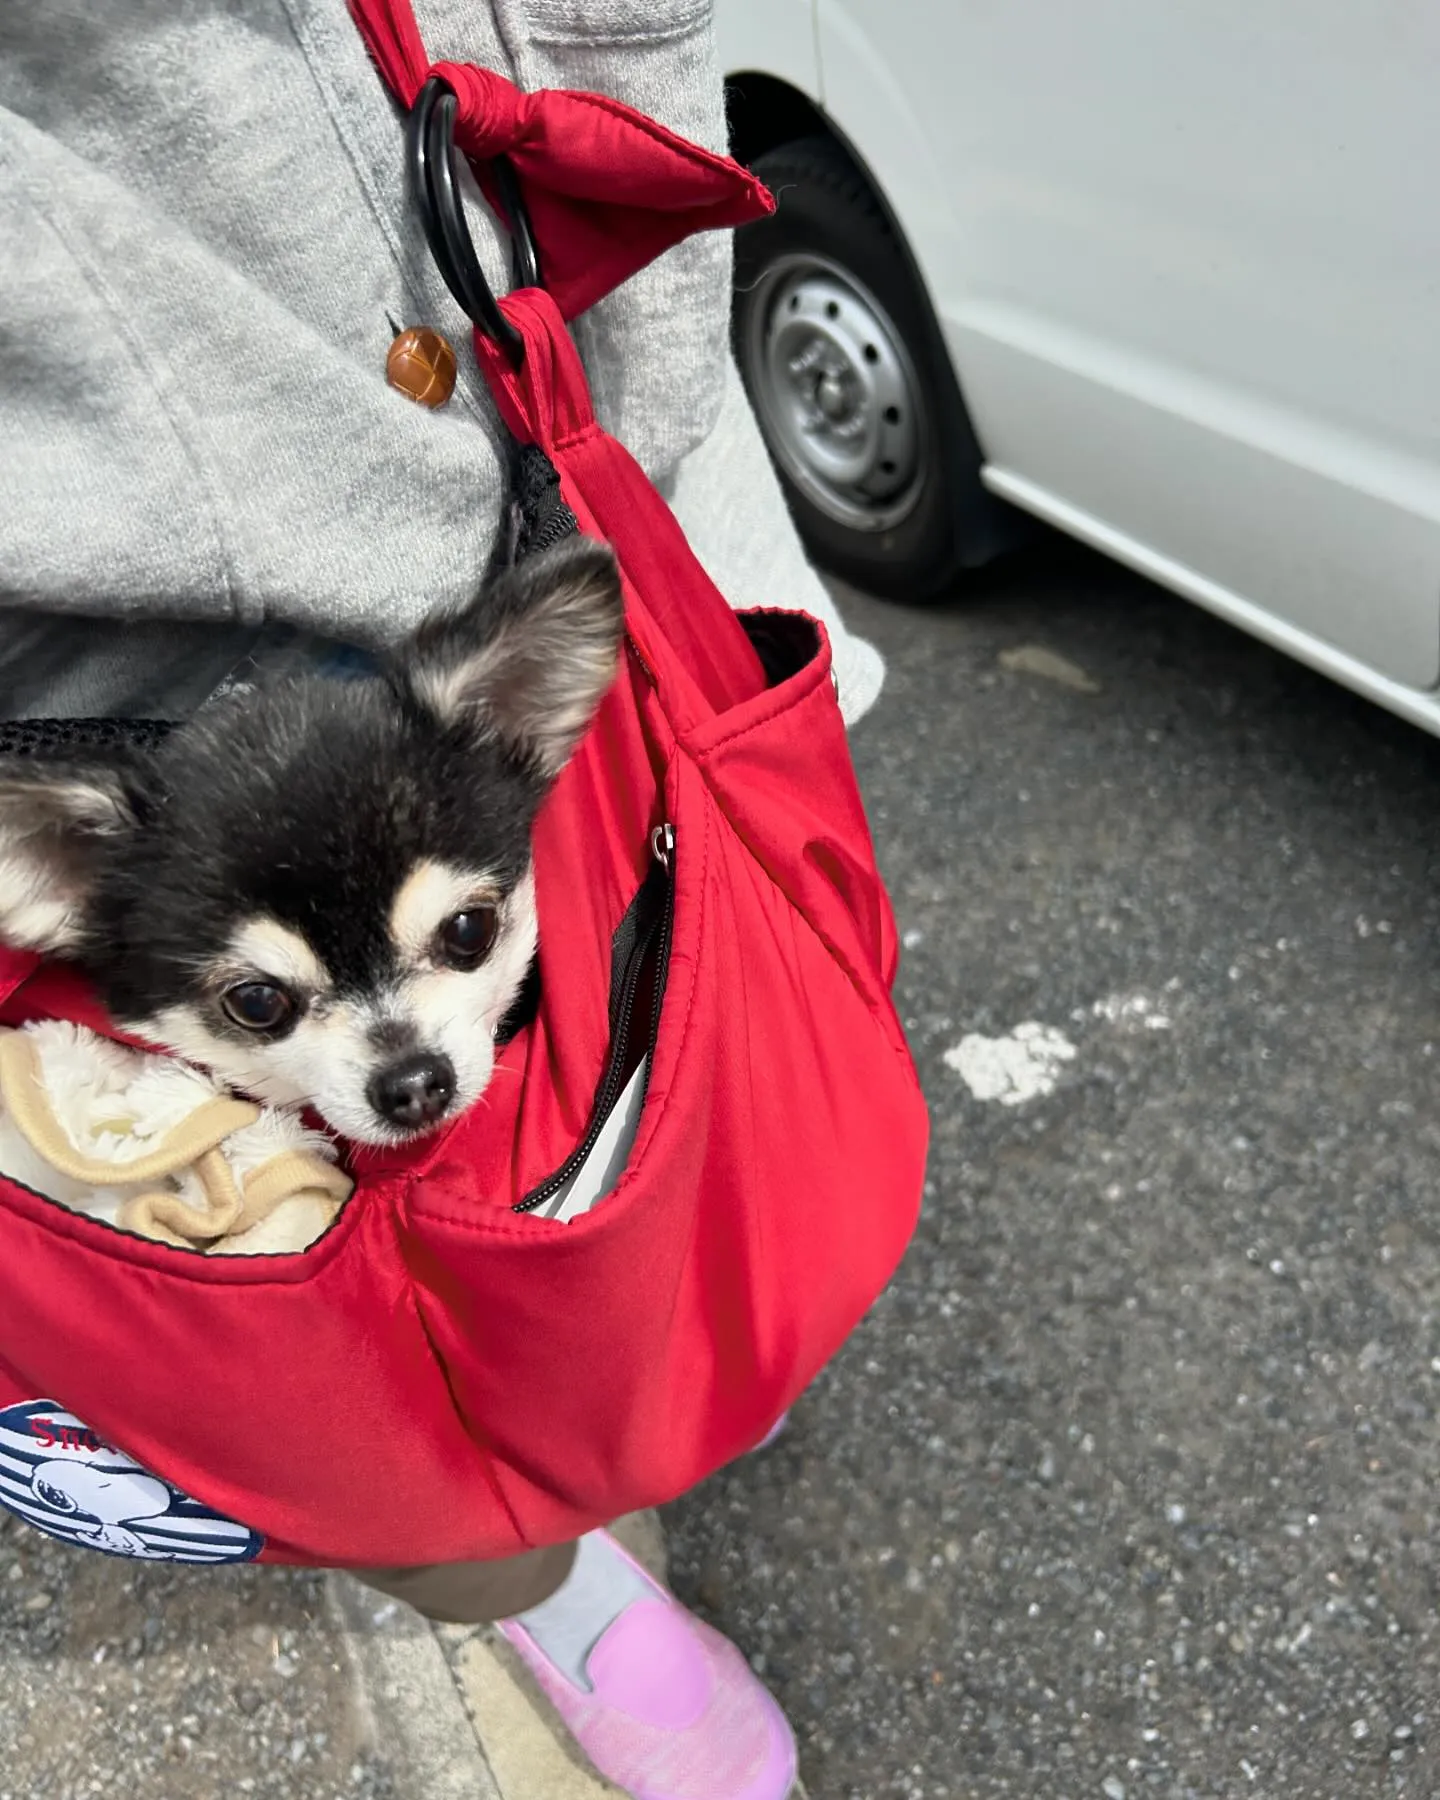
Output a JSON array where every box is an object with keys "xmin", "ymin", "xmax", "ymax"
[{"xmin": 386, "ymin": 326, "xmax": 458, "ymax": 409}]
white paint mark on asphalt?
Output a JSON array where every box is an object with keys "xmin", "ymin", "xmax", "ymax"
[
  {"xmin": 944, "ymin": 1022, "xmax": 1077, "ymax": 1106},
  {"xmin": 998, "ymin": 644, "xmax": 1100, "ymax": 693}
]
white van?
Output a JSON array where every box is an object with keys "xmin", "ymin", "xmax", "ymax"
[{"xmin": 718, "ymin": 1, "xmax": 1440, "ymax": 735}]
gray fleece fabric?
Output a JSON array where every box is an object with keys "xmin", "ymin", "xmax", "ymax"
[{"xmin": 0, "ymin": 0, "xmax": 883, "ymax": 722}]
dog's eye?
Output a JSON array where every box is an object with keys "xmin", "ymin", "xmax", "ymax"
[
  {"xmin": 220, "ymin": 980, "xmax": 296, "ymax": 1033},
  {"xmin": 438, "ymin": 906, "xmax": 499, "ymax": 970}
]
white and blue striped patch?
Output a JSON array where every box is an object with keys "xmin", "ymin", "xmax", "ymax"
[{"xmin": 0, "ymin": 1401, "xmax": 262, "ymax": 1563}]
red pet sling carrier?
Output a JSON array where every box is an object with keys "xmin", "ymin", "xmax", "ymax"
[{"xmin": 0, "ymin": 2, "xmax": 928, "ymax": 1569}]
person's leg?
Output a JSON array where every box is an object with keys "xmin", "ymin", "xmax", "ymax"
[
  {"xmin": 354, "ymin": 1525, "xmax": 797, "ymax": 1800},
  {"xmin": 353, "ymin": 1539, "xmax": 576, "ymax": 1625},
  {"xmin": 354, "ymin": 1533, "xmax": 656, "ymax": 1684}
]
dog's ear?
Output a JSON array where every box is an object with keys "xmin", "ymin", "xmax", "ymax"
[
  {"xmin": 399, "ymin": 537, "xmax": 624, "ymax": 779},
  {"xmin": 0, "ymin": 760, "xmax": 138, "ymax": 952}
]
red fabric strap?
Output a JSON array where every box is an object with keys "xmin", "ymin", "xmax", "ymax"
[
  {"xmin": 347, "ymin": 0, "xmax": 774, "ymax": 319},
  {"xmin": 349, "ymin": 0, "xmax": 773, "ymax": 708},
  {"xmin": 476, "ymin": 287, "xmax": 770, "ymax": 719}
]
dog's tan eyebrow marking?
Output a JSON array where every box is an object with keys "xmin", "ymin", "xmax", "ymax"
[
  {"xmin": 220, "ymin": 917, "xmax": 330, "ymax": 991},
  {"xmin": 389, "ymin": 860, "xmax": 501, "ymax": 963}
]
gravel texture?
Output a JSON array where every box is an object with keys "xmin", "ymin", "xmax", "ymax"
[
  {"xmin": 0, "ymin": 1513, "xmax": 397, "ymax": 1800},
  {"xmin": 667, "ymin": 546, "xmax": 1440, "ymax": 1799}
]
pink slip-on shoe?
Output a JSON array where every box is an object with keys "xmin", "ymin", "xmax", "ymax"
[{"xmin": 498, "ymin": 1530, "xmax": 798, "ymax": 1800}]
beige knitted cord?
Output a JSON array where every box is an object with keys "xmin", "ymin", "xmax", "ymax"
[{"xmin": 0, "ymin": 1029, "xmax": 351, "ymax": 1251}]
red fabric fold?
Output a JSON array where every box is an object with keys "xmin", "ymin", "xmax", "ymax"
[{"xmin": 348, "ymin": 1, "xmax": 774, "ymax": 319}]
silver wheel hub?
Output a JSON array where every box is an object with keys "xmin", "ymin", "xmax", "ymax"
[{"xmin": 745, "ymin": 256, "xmax": 923, "ymax": 533}]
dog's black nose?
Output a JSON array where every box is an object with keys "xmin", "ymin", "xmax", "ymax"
[{"xmin": 367, "ymin": 1053, "xmax": 456, "ymax": 1130}]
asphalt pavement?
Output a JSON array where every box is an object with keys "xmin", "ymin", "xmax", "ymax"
[
  {"xmin": 6, "ymin": 536, "xmax": 1440, "ymax": 1800},
  {"xmin": 667, "ymin": 543, "xmax": 1440, "ymax": 1800},
  {"xmin": 0, "ymin": 1531, "xmax": 398, "ymax": 1800}
]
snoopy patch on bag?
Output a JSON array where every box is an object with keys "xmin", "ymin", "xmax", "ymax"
[{"xmin": 0, "ymin": 1400, "xmax": 262, "ymax": 1562}]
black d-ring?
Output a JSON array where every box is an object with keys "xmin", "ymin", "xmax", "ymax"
[
  {"xmin": 405, "ymin": 76, "xmax": 538, "ymax": 369},
  {"xmin": 493, "ymin": 156, "xmax": 543, "ymax": 293}
]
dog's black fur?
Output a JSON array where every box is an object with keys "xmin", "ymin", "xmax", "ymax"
[{"xmin": 0, "ymin": 537, "xmax": 624, "ymax": 1142}]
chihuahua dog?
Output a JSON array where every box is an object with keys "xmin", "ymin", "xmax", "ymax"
[{"xmin": 0, "ymin": 538, "xmax": 623, "ymax": 1145}]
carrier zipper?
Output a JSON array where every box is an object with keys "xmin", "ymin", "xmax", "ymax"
[
  {"xmin": 643, "ymin": 823, "xmax": 675, "ymax": 1072},
  {"xmin": 512, "ymin": 825, "xmax": 675, "ymax": 1214}
]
